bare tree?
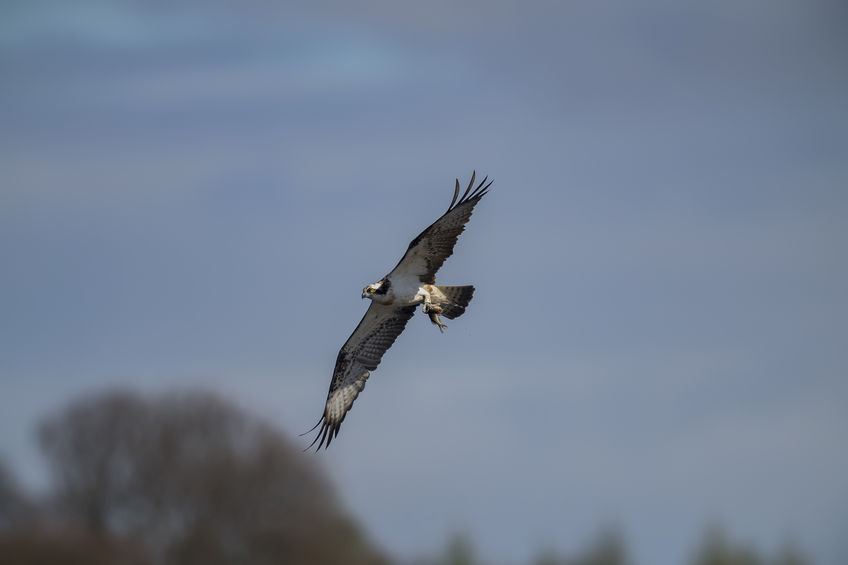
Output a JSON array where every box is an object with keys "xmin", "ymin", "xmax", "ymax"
[
  {"xmin": 530, "ymin": 527, "xmax": 631, "ymax": 565},
  {"xmin": 37, "ymin": 389, "xmax": 388, "ymax": 565},
  {"xmin": 689, "ymin": 525, "xmax": 811, "ymax": 565},
  {"xmin": 0, "ymin": 459, "xmax": 34, "ymax": 531}
]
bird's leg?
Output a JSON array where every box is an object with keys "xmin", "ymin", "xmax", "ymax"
[
  {"xmin": 421, "ymin": 289, "xmax": 432, "ymax": 313},
  {"xmin": 426, "ymin": 305, "xmax": 448, "ymax": 333},
  {"xmin": 419, "ymin": 288, "xmax": 447, "ymax": 332}
]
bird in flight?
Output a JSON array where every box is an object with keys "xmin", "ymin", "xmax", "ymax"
[{"xmin": 306, "ymin": 172, "xmax": 493, "ymax": 449}]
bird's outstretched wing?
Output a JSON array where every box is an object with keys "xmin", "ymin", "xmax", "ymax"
[
  {"xmin": 306, "ymin": 302, "xmax": 417, "ymax": 450},
  {"xmin": 388, "ymin": 171, "xmax": 493, "ymax": 284}
]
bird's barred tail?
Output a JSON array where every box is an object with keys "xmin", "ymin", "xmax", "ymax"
[{"xmin": 437, "ymin": 285, "xmax": 475, "ymax": 319}]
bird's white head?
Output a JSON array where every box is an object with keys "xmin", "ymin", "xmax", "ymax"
[{"xmin": 362, "ymin": 280, "xmax": 385, "ymax": 300}]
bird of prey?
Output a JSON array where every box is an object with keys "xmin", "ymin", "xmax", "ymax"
[{"xmin": 306, "ymin": 172, "xmax": 492, "ymax": 449}]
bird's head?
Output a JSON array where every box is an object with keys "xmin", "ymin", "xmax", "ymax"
[{"xmin": 362, "ymin": 281, "xmax": 383, "ymax": 299}]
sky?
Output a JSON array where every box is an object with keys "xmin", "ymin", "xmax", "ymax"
[{"xmin": 1, "ymin": 0, "xmax": 847, "ymax": 563}]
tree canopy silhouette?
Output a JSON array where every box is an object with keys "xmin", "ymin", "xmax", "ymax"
[
  {"xmin": 33, "ymin": 389, "xmax": 387, "ymax": 565},
  {"xmin": 0, "ymin": 388, "xmax": 814, "ymax": 565}
]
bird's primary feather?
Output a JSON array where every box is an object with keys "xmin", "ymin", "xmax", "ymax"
[
  {"xmin": 307, "ymin": 303, "xmax": 416, "ymax": 450},
  {"xmin": 389, "ymin": 171, "xmax": 492, "ymax": 284}
]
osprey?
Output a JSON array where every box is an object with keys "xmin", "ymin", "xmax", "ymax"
[{"xmin": 306, "ymin": 172, "xmax": 492, "ymax": 449}]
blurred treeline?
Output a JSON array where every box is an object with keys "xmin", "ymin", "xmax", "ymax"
[{"xmin": 0, "ymin": 390, "xmax": 811, "ymax": 565}]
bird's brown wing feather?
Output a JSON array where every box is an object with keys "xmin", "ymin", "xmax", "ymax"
[
  {"xmin": 388, "ymin": 172, "xmax": 492, "ymax": 284},
  {"xmin": 306, "ymin": 302, "xmax": 417, "ymax": 450}
]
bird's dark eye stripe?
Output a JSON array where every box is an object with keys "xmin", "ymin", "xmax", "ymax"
[{"xmin": 374, "ymin": 279, "xmax": 390, "ymax": 295}]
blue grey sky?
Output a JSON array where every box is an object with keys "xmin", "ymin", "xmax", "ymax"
[{"xmin": 1, "ymin": 1, "xmax": 847, "ymax": 563}]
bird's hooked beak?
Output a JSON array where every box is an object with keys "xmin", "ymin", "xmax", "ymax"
[{"xmin": 361, "ymin": 290, "xmax": 367, "ymax": 299}]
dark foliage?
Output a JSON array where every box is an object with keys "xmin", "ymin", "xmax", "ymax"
[
  {"xmin": 1, "ymin": 389, "xmax": 387, "ymax": 565},
  {"xmin": 0, "ymin": 388, "xmax": 814, "ymax": 565}
]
